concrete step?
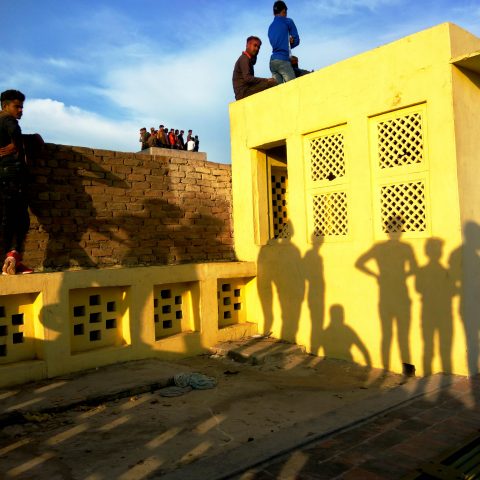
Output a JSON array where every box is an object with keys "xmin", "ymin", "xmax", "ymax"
[{"xmin": 210, "ymin": 336, "xmax": 306, "ymax": 365}]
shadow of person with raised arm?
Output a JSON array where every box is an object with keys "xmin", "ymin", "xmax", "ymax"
[
  {"xmin": 303, "ymin": 235, "xmax": 325, "ymax": 355},
  {"xmin": 449, "ymin": 221, "xmax": 480, "ymax": 380},
  {"xmin": 415, "ymin": 238, "xmax": 454, "ymax": 376},
  {"xmin": 257, "ymin": 220, "xmax": 305, "ymax": 344},
  {"xmin": 355, "ymin": 216, "xmax": 417, "ymax": 373}
]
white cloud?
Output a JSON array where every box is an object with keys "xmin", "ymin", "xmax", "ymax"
[
  {"xmin": 304, "ymin": 0, "xmax": 401, "ymax": 16},
  {"xmin": 21, "ymin": 99, "xmax": 139, "ymax": 152}
]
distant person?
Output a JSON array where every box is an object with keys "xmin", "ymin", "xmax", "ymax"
[
  {"xmin": 0, "ymin": 89, "xmax": 34, "ymax": 274},
  {"xmin": 186, "ymin": 129, "xmax": 193, "ymax": 146},
  {"xmin": 268, "ymin": 1, "xmax": 299, "ymax": 83},
  {"xmin": 139, "ymin": 127, "xmax": 150, "ymax": 150},
  {"xmin": 177, "ymin": 130, "xmax": 185, "ymax": 150},
  {"xmin": 193, "ymin": 135, "xmax": 199, "ymax": 152},
  {"xmin": 168, "ymin": 128, "xmax": 176, "ymax": 149},
  {"xmin": 186, "ymin": 136, "xmax": 195, "ymax": 151},
  {"xmin": 232, "ymin": 36, "xmax": 277, "ymax": 100},
  {"xmin": 157, "ymin": 124, "xmax": 168, "ymax": 148},
  {"xmin": 290, "ymin": 56, "xmax": 311, "ymax": 77},
  {"xmin": 147, "ymin": 128, "xmax": 158, "ymax": 148}
]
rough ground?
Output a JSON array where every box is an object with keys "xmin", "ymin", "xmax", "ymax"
[{"xmin": 0, "ymin": 338, "xmax": 412, "ymax": 480}]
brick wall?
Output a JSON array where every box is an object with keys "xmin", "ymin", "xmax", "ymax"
[{"xmin": 24, "ymin": 144, "xmax": 235, "ymax": 270}]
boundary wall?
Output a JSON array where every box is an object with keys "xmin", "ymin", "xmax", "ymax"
[
  {"xmin": 0, "ymin": 145, "xmax": 251, "ymax": 387},
  {"xmin": 24, "ymin": 144, "xmax": 234, "ymax": 270},
  {"xmin": 0, "ymin": 262, "xmax": 257, "ymax": 387}
]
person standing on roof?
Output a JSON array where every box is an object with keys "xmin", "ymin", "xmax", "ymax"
[{"xmin": 268, "ymin": 1, "xmax": 300, "ymax": 84}]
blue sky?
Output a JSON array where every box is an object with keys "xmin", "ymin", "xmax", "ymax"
[{"xmin": 1, "ymin": 0, "xmax": 479, "ymax": 164}]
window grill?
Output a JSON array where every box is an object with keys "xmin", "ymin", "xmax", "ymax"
[
  {"xmin": 312, "ymin": 192, "xmax": 348, "ymax": 237},
  {"xmin": 377, "ymin": 112, "xmax": 424, "ymax": 169},
  {"xmin": 153, "ymin": 284, "xmax": 190, "ymax": 340},
  {"xmin": 306, "ymin": 125, "xmax": 349, "ymax": 240},
  {"xmin": 0, "ymin": 293, "xmax": 37, "ymax": 364},
  {"xmin": 217, "ymin": 280, "xmax": 245, "ymax": 328},
  {"xmin": 270, "ymin": 168, "xmax": 288, "ymax": 239},
  {"xmin": 310, "ymin": 132, "xmax": 345, "ymax": 182},
  {"xmin": 381, "ymin": 181, "xmax": 427, "ymax": 233},
  {"xmin": 70, "ymin": 287, "xmax": 127, "ymax": 353}
]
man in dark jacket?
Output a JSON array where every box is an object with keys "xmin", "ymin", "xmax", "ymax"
[
  {"xmin": 232, "ymin": 36, "xmax": 277, "ymax": 100},
  {"xmin": 0, "ymin": 89, "xmax": 33, "ymax": 274}
]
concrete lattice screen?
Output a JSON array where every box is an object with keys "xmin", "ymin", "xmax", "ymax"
[{"xmin": 24, "ymin": 144, "xmax": 235, "ymax": 270}]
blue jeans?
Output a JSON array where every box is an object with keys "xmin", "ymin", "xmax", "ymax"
[{"xmin": 270, "ymin": 59, "xmax": 296, "ymax": 83}]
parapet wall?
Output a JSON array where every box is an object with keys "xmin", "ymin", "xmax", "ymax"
[
  {"xmin": 24, "ymin": 144, "xmax": 235, "ymax": 270},
  {"xmin": 0, "ymin": 261, "xmax": 258, "ymax": 387}
]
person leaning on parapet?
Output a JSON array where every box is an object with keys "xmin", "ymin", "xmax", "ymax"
[
  {"xmin": 268, "ymin": 1, "xmax": 300, "ymax": 84},
  {"xmin": 0, "ymin": 89, "xmax": 34, "ymax": 275},
  {"xmin": 232, "ymin": 36, "xmax": 277, "ymax": 100}
]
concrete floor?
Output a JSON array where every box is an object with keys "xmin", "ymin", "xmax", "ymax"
[{"xmin": 0, "ymin": 338, "xmax": 476, "ymax": 480}]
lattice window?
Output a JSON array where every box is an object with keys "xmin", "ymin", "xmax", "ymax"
[
  {"xmin": 70, "ymin": 287, "xmax": 128, "ymax": 353},
  {"xmin": 310, "ymin": 132, "xmax": 345, "ymax": 182},
  {"xmin": 217, "ymin": 280, "xmax": 246, "ymax": 328},
  {"xmin": 270, "ymin": 167, "xmax": 288, "ymax": 239},
  {"xmin": 377, "ymin": 112, "xmax": 424, "ymax": 169},
  {"xmin": 0, "ymin": 294, "xmax": 38, "ymax": 365},
  {"xmin": 153, "ymin": 283, "xmax": 192, "ymax": 340},
  {"xmin": 312, "ymin": 192, "xmax": 348, "ymax": 237},
  {"xmin": 381, "ymin": 181, "xmax": 427, "ymax": 233}
]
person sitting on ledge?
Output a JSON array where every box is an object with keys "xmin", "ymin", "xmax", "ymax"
[
  {"xmin": 290, "ymin": 55, "xmax": 312, "ymax": 77},
  {"xmin": 232, "ymin": 36, "xmax": 277, "ymax": 101}
]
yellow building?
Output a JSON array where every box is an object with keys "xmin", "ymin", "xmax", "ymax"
[{"xmin": 230, "ymin": 22, "xmax": 480, "ymax": 377}]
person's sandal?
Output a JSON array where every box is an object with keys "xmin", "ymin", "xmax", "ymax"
[
  {"xmin": 2, "ymin": 255, "xmax": 16, "ymax": 275},
  {"xmin": 2, "ymin": 250, "xmax": 33, "ymax": 275}
]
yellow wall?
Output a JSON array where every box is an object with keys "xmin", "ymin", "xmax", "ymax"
[
  {"xmin": 450, "ymin": 25, "xmax": 480, "ymax": 377},
  {"xmin": 0, "ymin": 262, "xmax": 256, "ymax": 387},
  {"xmin": 230, "ymin": 23, "xmax": 480, "ymax": 376}
]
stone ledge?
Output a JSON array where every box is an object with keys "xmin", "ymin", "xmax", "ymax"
[{"xmin": 138, "ymin": 147, "xmax": 207, "ymax": 161}]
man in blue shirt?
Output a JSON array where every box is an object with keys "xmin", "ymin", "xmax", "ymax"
[{"xmin": 268, "ymin": 1, "xmax": 300, "ymax": 84}]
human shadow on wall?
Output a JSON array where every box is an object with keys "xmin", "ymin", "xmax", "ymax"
[
  {"xmin": 415, "ymin": 238, "xmax": 454, "ymax": 376},
  {"xmin": 322, "ymin": 304, "xmax": 372, "ymax": 384},
  {"xmin": 257, "ymin": 221, "xmax": 305, "ymax": 344},
  {"xmin": 355, "ymin": 217, "xmax": 417, "ymax": 373},
  {"xmin": 304, "ymin": 235, "xmax": 325, "ymax": 356},
  {"xmin": 28, "ymin": 146, "xmax": 128, "ymax": 269},
  {"xmin": 449, "ymin": 221, "xmax": 480, "ymax": 379}
]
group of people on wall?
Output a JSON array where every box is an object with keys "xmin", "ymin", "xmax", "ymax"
[
  {"xmin": 232, "ymin": 1, "xmax": 312, "ymax": 101},
  {"xmin": 139, "ymin": 125, "xmax": 200, "ymax": 152}
]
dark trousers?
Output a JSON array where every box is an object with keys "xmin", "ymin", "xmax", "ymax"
[
  {"xmin": 238, "ymin": 80, "xmax": 274, "ymax": 100},
  {"xmin": 0, "ymin": 176, "xmax": 30, "ymax": 256}
]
